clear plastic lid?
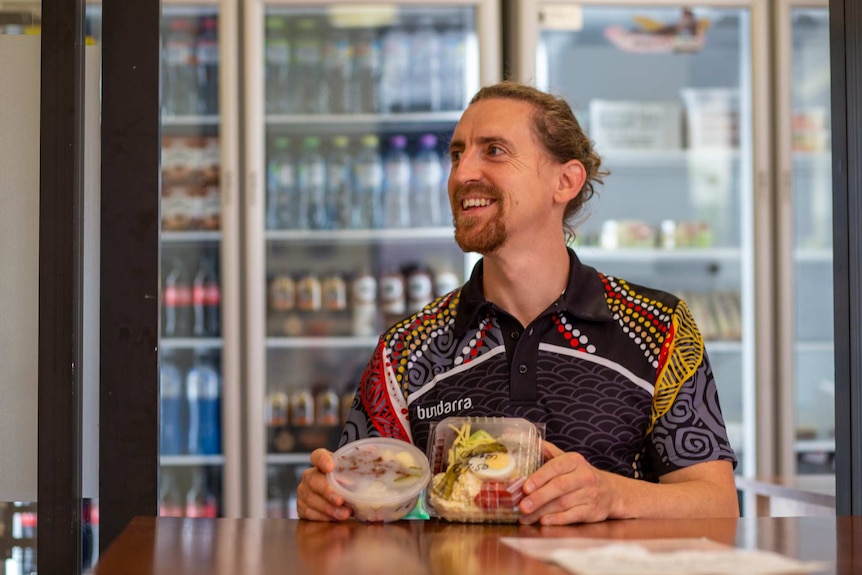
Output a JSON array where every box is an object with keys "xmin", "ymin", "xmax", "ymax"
[
  {"xmin": 424, "ymin": 417, "xmax": 545, "ymax": 523},
  {"xmin": 327, "ymin": 437, "xmax": 431, "ymax": 522}
]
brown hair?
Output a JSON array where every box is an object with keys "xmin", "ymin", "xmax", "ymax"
[{"xmin": 469, "ymin": 81, "xmax": 607, "ymax": 240}]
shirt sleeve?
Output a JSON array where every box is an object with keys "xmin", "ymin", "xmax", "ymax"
[{"xmin": 645, "ymin": 300, "xmax": 738, "ymax": 475}]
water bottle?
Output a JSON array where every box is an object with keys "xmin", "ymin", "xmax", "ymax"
[
  {"xmin": 379, "ymin": 26, "xmax": 410, "ymax": 113},
  {"xmin": 382, "ymin": 134, "xmax": 412, "ymax": 228},
  {"xmin": 351, "ymin": 28, "xmax": 381, "ymax": 113},
  {"xmin": 290, "ymin": 17, "xmax": 324, "ymax": 113},
  {"xmin": 186, "ymin": 352, "xmax": 221, "ymax": 456},
  {"xmin": 352, "ymin": 134, "xmax": 384, "ymax": 229},
  {"xmin": 322, "ymin": 27, "xmax": 353, "ymax": 114},
  {"xmin": 265, "ymin": 137, "xmax": 296, "ymax": 229},
  {"xmin": 159, "ymin": 353, "xmax": 186, "ymax": 455},
  {"xmin": 325, "ymin": 135, "xmax": 354, "ymax": 229},
  {"xmin": 297, "ymin": 135, "xmax": 328, "ymax": 229},
  {"xmin": 192, "ymin": 255, "xmax": 221, "ymax": 337},
  {"xmin": 196, "ymin": 16, "xmax": 219, "ymax": 115},
  {"xmin": 408, "ymin": 20, "xmax": 442, "ymax": 112},
  {"xmin": 440, "ymin": 24, "xmax": 466, "ymax": 111},
  {"xmin": 163, "ymin": 17, "xmax": 200, "ymax": 116},
  {"xmin": 411, "ymin": 134, "xmax": 444, "ymax": 227},
  {"xmin": 264, "ymin": 16, "xmax": 291, "ymax": 114}
]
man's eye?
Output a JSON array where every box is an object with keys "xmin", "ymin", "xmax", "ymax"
[
  {"xmin": 488, "ymin": 145, "xmax": 504, "ymax": 156},
  {"xmin": 450, "ymin": 151, "xmax": 462, "ymax": 162}
]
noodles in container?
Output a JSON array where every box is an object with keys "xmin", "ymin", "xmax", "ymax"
[
  {"xmin": 327, "ymin": 437, "xmax": 431, "ymax": 522},
  {"xmin": 424, "ymin": 417, "xmax": 545, "ymax": 523}
]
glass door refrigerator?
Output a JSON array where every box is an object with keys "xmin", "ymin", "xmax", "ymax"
[
  {"xmin": 242, "ymin": 0, "xmax": 501, "ymax": 518},
  {"xmin": 157, "ymin": 0, "xmax": 242, "ymax": 520},
  {"xmin": 504, "ymin": 0, "xmax": 773, "ymax": 479},
  {"xmin": 775, "ymin": 1, "xmax": 833, "ymax": 477}
]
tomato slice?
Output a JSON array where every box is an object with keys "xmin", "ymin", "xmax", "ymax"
[{"xmin": 474, "ymin": 480, "xmax": 525, "ymax": 509}]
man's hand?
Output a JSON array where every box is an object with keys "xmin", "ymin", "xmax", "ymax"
[
  {"xmin": 296, "ymin": 448, "xmax": 353, "ymax": 521},
  {"xmin": 517, "ymin": 440, "xmax": 739, "ymax": 525},
  {"xmin": 518, "ymin": 441, "xmax": 616, "ymax": 525}
]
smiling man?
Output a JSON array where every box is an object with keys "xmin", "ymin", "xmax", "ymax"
[{"xmin": 296, "ymin": 81, "xmax": 739, "ymax": 525}]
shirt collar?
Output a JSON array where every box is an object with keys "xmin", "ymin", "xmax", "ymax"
[{"xmin": 453, "ymin": 247, "xmax": 615, "ymax": 336}]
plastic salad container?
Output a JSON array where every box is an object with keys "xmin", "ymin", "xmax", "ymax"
[
  {"xmin": 327, "ymin": 437, "xmax": 431, "ymax": 522},
  {"xmin": 424, "ymin": 417, "xmax": 545, "ymax": 523}
]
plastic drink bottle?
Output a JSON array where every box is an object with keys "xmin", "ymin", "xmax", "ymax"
[
  {"xmin": 379, "ymin": 26, "xmax": 410, "ymax": 113},
  {"xmin": 186, "ymin": 352, "xmax": 221, "ymax": 456},
  {"xmin": 196, "ymin": 16, "xmax": 219, "ymax": 115},
  {"xmin": 192, "ymin": 255, "xmax": 221, "ymax": 337},
  {"xmin": 352, "ymin": 134, "xmax": 384, "ymax": 228},
  {"xmin": 322, "ymin": 27, "xmax": 353, "ymax": 114},
  {"xmin": 265, "ymin": 137, "xmax": 296, "ymax": 229},
  {"xmin": 297, "ymin": 135, "xmax": 328, "ymax": 229},
  {"xmin": 163, "ymin": 17, "xmax": 200, "ymax": 116},
  {"xmin": 290, "ymin": 17, "xmax": 323, "ymax": 113},
  {"xmin": 408, "ymin": 20, "xmax": 442, "ymax": 112},
  {"xmin": 382, "ymin": 134, "xmax": 412, "ymax": 228},
  {"xmin": 351, "ymin": 28, "xmax": 381, "ymax": 113},
  {"xmin": 325, "ymin": 135, "xmax": 354, "ymax": 229},
  {"xmin": 159, "ymin": 354, "xmax": 186, "ymax": 455},
  {"xmin": 411, "ymin": 134, "xmax": 444, "ymax": 227},
  {"xmin": 264, "ymin": 16, "xmax": 291, "ymax": 113},
  {"xmin": 163, "ymin": 258, "xmax": 193, "ymax": 338}
]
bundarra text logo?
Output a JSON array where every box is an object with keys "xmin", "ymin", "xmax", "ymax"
[{"xmin": 415, "ymin": 396, "xmax": 473, "ymax": 420}]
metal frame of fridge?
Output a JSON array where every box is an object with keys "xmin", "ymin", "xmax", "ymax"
[
  {"xmin": 242, "ymin": 0, "xmax": 502, "ymax": 519},
  {"xmin": 774, "ymin": 0, "xmax": 832, "ymax": 479},
  {"xmin": 504, "ymin": 0, "xmax": 774, "ymax": 480}
]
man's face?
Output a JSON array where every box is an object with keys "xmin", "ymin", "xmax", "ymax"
[{"xmin": 447, "ymin": 98, "xmax": 561, "ymax": 255}]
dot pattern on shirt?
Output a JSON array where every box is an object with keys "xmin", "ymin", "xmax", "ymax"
[{"xmin": 600, "ymin": 274, "xmax": 674, "ymax": 369}]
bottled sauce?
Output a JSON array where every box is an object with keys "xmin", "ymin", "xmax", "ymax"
[
  {"xmin": 321, "ymin": 272, "xmax": 348, "ymax": 312},
  {"xmin": 268, "ymin": 274, "xmax": 296, "ymax": 312},
  {"xmin": 192, "ymin": 255, "xmax": 221, "ymax": 337},
  {"xmin": 352, "ymin": 134, "xmax": 384, "ymax": 229},
  {"xmin": 434, "ymin": 267, "xmax": 461, "ymax": 297},
  {"xmin": 289, "ymin": 389, "xmax": 314, "ymax": 426},
  {"xmin": 380, "ymin": 269, "xmax": 406, "ymax": 321},
  {"xmin": 160, "ymin": 354, "xmax": 186, "ymax": 455},
  {"xmin": 408, "ymin": 20, "xmax": 442, "ymax": 112},
  {"xmin": 264, "ymin": 16, "xmax": 291, "ymax": 113},
  {"xmin": 159, "ymin": 472, "xmax": 184, "ymax": 517},
  {"xmin": 296, "ymin": 136, "xmax": 328, "ymax": 230},
  {"xmin": 324, "ymin": 135, "xmax": 354, "ymax": 230},
  {"xmin": 163, "ymin": 258, "xmax": 193, "ymax": 338},
  {"xmin": 322, "ymin": 27, "xmax": 353, "ymax": 114},
  {"xmin": 290, "ymin": 18, "xmax": 324, "ymax": 114},
  {"xmin": 162, "ymin": 17, "xmax": 199, "ymax": 116},
  {"xmin": 405, "ymin": 264, "xmax": 434, "ymax": 312},
  {"xmin": 351, "ymin": 270, "xmax": 378, "ymax": 336},
  {"xmin": 196, "ymin": 16, "xmax": 219, "ymax": 115},
  {"xmin": 186, "ymin": 352, "xmax": 221, "ymax": 456},
  {"xmin": 379, "ymin": 26, "xmax": 410, "ymax": 113},
  {"xmin": 265, "ymin": 137, "xmax": 296, "ymax": 229},
  {"xmin": 296, "ymin": 272, "xmax": 322, "ymax": 312},
  {"xmin": 315, "ymin": 388, "xmax": 341, "ymax": 426},
  {"xmin": 382, "ymin": 134, "xmax": 412, "ymax": 228},
  {"xmin": 411, "ymin": 134, "xmax": 444, "ymax": 227},
  {"xmin": 185, "ymin": 470, "xmax": 218, "ymax": 518},
  {"xmin": 351, "ymin": 28, "xmax": 381, "ymax": 113},
  {"xmin": 265, "ymin": 390, "xmax": 291, "ymax": 452}
]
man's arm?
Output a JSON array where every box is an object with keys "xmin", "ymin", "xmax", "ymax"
[{"xmin": 518, "ymin": 441, "xmax": 738, "ymax": 525}]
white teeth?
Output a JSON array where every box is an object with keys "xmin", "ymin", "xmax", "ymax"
[{"xmin": 462, "ymin": 198, "xmax": 494, "ymax": 209}]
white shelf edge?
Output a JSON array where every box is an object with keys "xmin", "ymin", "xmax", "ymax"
[
  {"xmin": 264, "ymin": 111, "xmax": 462, "ymax": 125},
  {"xmin": 161, "ymin": 230, "xmax": 223, "ymax": 243},
  {"xmin": 161, "ymin": 337, "xmax": 224, "ymax": 350},
  {"xmin": 160, "ymin": 454, "xmax": 226, "ymax": 466},
  {"xmin": 795, "ymin": 439, "xmax": 835, "ymax": 453},
  {"xmin": 266, "ymin": 453, "xmax": 313, "ymax": 466},
  {"xmin": 266, "ymin": 336, "xmax": 378, "ymax": 349},
  {"xmin": 162, "ymin": 114, "xmax": 220, "ymax": 127},
  {"xmin": 576, "ymin": 246, "xmax": 741, "ymax": 262},
  {"xmin": 793, "ymin": 248, "xmax": 833, "ymax": 262},
  {"xmin": 265, "ymin": 227, "xmax": 456, "ymax": 243}
]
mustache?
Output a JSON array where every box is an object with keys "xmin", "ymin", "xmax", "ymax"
[{"xmin": 453, "ymin": 183, "xmax": 502, "ymax": 204}]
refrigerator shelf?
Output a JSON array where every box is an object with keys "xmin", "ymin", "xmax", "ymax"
[
  {"xmin": 266, "ymin": 336, "xmax": 378, "ymax": 349},
  {"xmin": 577, "ymin": 246, "xmax": 741, "ymax": 263},
  {"xmin": 160, "ymin": 454, "xmax": 226, "ymax": 467},
  {"xmin": 162, "ymin": 114, "xmax": 220, "ymax": 127},
  {"xmin": 161, "ymin": 231, "xmax": 222, "ymax": 243},
  {"xmin": 266, "ymin": 453, "xmax": 313, "ymax": 466},
  {"xmin": 794, "ymin": 249, "xmax": 832, "ymax": 263},
  {"xmin": 703, "ymin": 341, "xmax": 743, "ymax": 354},
  {"xmin": 161, "ymin": 337, "xmax": 224, "ymax": 350},
  {"xmin": 264, "ymin": 227, "xmax": 456, "ymax": 243},
  {"xmin": 265, "ymin": 111, "xmax": 462, "ymax": 127},
  {"xmin": 599, "ymin": 148, "xmax": 741, "ymax": 169}
]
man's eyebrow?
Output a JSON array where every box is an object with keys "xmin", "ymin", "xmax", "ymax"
[{"xmin": 449, "ymin": 135, "xmax": 515, "ymax": 151}]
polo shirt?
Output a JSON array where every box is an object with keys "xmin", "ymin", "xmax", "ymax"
[{"xmin": 340, "ymin": 248, "xmax": 737, "ymax": 481}]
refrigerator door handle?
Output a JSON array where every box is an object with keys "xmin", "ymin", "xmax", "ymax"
[{"xmin": 247, "ymin": 170, "xmax": 258, "ymax": 207}]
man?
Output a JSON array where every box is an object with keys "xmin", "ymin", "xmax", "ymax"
[{"xmin": 297, "ymin": 81, "xmax": 739, "ymax": 524}]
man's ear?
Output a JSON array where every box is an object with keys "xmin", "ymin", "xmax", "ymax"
[{"xmin": 555, "ymin": 159, "xmax": 587, "ymax": 204}]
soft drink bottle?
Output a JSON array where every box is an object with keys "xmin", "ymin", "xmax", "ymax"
[
  {"xmin": 186, "ymin": 352, "xmax": 221, "ymax": 456},
  {"xmin": 196, "ymin": 16, "xmax": 219, "ymax": 115},
  {"xmin": 163, "ymin": 17, "xmax": 200, "ymax": 116},
  {"xmin": 351, "ymin": 134, "xmax": 384, "ymax": 228},
  {"xmin": 185, "ymin": 469, "xmax": 218, "ymax": 518},
  {"xmin": 159, "ymin": 472, "xmax": 184, "ymax": 517},
  {"xmin": 324, "ymin": 135, "xmax": 354, "ymax": 229},
  {"xmin": 266, "ymin": 137, "xmax": 296, "ymax": 229},
  {"xmin": 408, "ymin": 20, "xmax": 442, "ymax": 112},
  {"xmin": 351, "ymin": 28, "xmax": 381, "ymax": 113},
  {"xmin": 379, "ymin": 26, "xmax": 410, "ymax": 113},
  {"xmin": 192, "ymin": 255, "xmax": 221, "ymax": 337},
  {"xmin": 297, "ymin": 136, "xmax": 328, "ymax": 230},
  {"xmin": 290, "ymin": 17, "xmax": 324, "ymax": 114},
  {"xmin": 382, "ymin": 134, "xmax": 412, "ymax": 228},
  {"xmin": 410, "ymin": 134, "xmax": 444, "ymax": 227},
  {"xmin": 163, "ymin": 258, "xmax": 193, "ymax": 338},
  {"xmin": 264, "ymin": 16, "xmax": 291, "ymax": 114},
  {"xmin": 160, "ymin": 353, "xmax": 186, "ymax": 455},
  {"xmin": 322, "ymin": 27, "xmax": 353, "ymax": 114}
]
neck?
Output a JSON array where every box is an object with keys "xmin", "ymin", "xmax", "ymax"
[{"xmin": 481, "ymin": 241, "xmax": 571, "ymax": 328}]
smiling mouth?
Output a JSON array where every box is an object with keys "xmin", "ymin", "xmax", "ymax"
[{"xmin": 461, "ymin": 197, "xmax": 496, "ymax": 210}]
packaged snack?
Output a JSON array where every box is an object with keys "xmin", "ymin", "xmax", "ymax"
[
  {"xmin": 424, "ymin": 417, "xmax": 544, "ymax": 523},
  {"xmin": 327, "ymin": 437, "xmax": 431, "ymax": 522}
]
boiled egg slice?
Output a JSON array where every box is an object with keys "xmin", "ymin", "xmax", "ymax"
[{"xmin": 467, "ymin": 452, "xmax": 516, "ymax": 481}]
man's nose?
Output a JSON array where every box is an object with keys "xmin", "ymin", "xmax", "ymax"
[{"xmin": 450, "ymin": 150, "xmax": 481, "ymax": 184}]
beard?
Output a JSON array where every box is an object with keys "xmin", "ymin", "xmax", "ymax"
[{"xmin": 452, "ymin": 183, "xmax": 508, "ymax": 254}]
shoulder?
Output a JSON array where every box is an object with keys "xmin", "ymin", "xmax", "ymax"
[{"xmin": 597, "ymin": 273, "xmax": 683, "ymax": 325}]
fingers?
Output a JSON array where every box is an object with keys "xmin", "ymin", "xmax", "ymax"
[
  {"xmin": 310, "ymin": 448, "xmax": 336, "ymax": 474},
  {"xmin": 296, "ymin": 451, "xmax": 352, "ymax": 522}
]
